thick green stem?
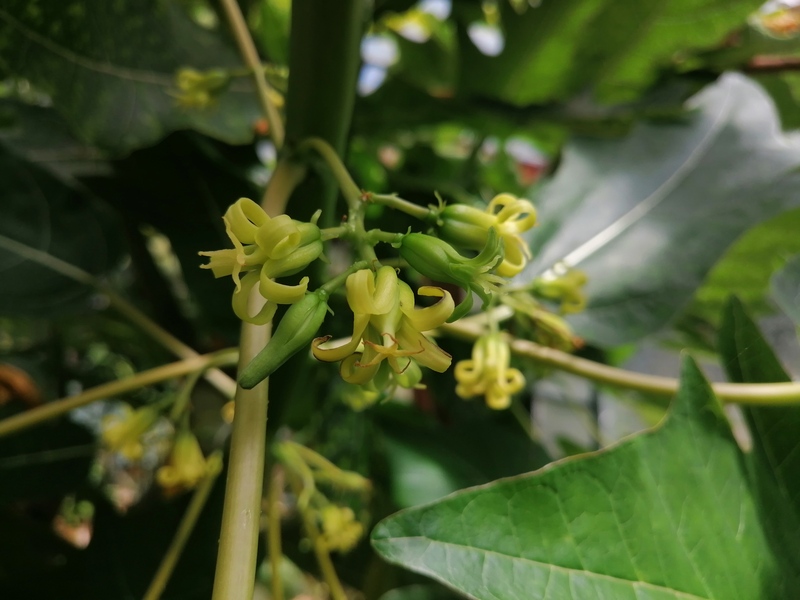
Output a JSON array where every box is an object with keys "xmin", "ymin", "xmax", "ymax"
[
  {"xmin": 368, "ymin": 193, "xmax": 434, "ymax": 222},
  {"xmin": 442, "ymin": 319, "xmax": 800, "ymax": 405},
  {"xmin": 212, "ymin": 126, "xmax": 300, "ymax": 600},
  {"xmin": 285, "ymin": 0, "xmax": 363, "ymax": 226},
  {"xmin": 0, "ymin": 350, "xmax": 238, "ymax": 438},
  {"xmin": 212, "ymin": 315, "xmax": 271, "ymax": 600}
]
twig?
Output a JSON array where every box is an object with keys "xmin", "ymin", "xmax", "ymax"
[
  {"xmin": 0, "ymin": 233, "xmax": 237, "ymax": 400},
  {"xmin": 442, "ymin": 319, "xmax": 800, "ymax": 405},
  {"xmin": 0, "ymin": 350, "xmax": 238, "ymax": 438},
  {"xmin": 218, "ymin": 0, "xmax": 285, "ymax": 149},
  {"xmin": 143, "ymin": 452, "xmax": 224, "ymax": 600}
]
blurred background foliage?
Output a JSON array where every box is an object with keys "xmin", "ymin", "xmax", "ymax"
[{"xmin": 2, "ymin": 0, "xmax": 800, "ymax": 597}]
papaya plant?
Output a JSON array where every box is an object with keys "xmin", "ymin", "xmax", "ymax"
[{"xmin": 2, "ymin": 1, "xmax": 800, "ymax": 599}]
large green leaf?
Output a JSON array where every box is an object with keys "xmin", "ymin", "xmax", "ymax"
[
  {"xmin": 457, "ymin": 0, "xmax": 758, "ymax": 105},
  {"xmin": 373, "ymin": 357, "xmax": 800, "ymax": 598},
  {"xmin": 527, "ymin": 74, "xmax": 800, "ymax": 345},
  {"xmin": 718, "ymin": 297, "xmax": 800, "ymax": 551},
  {"xmin": 376, "ymin": 404, "xmax": 548, "ymax": 509},
  {"xmin": 0, "ymin": 1, "xmax": 260, "ymax": 153},
  {"xmin": 771, "ymin": 254, "xmax": 800, "ymax": 326},
  {"xmin": 687, "ymin": 208, "xmax": 800, "ymax": 323},
  {"xmin": 0, "ymin": 147, "xmax": 124, "ymax": 315}
]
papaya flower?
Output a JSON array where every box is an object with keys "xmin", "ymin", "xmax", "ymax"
[
  {"xmin": 454, "ymin": 332, "xmax": 525, "ymax": 410},
  {"xmin": 438, "ymin": 193, "xmax": 537, "ymax": 277},
  {"xmin": 156, "ymin": 428, "xmax": 214, "ymax": 497},
  {"xmin": 312, "ymin": 266, "xmax": 453, "ymax": 389},
  {"xmin": 101, "ymin": 403, "xmax": 161, "ymax": 461},
  {"xmin": 319, "ymin": 505, "xmax": 365, "ymax": 553},
  {"xmin": 199, "ymin": 198, "xmax": 323, "ymax": 324}
]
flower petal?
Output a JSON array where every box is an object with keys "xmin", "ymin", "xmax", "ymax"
[
  {"xmin": 232, "ymin": 271, "xmax": 278, "ymax": 325},
  {"xmin": 400, "ymin": 285, "xmax": 454, "ymax": 331},
  {"xmin": 225, "ymin": 198, "xmax": 270, "ymax": 244},
  {"xmin": 255, "ymin": 214, "xmax": 301, "ymax": 259},
  {"xmin": 259, "ymin": 268, "xmax": 308, "ymax": 304},
  {"xmin": 312, "ymin": 314, "xmax": 369, "ymax": 363},
  {"xmin": 396, "ymin": 324, "xmax": 451, "ymax": 372}
]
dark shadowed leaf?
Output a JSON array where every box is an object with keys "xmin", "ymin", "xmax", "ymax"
[
  {"xmin": 718, "ymin": 296, "xmax": 800, "ymax": 561},
  {"xmin": 526, "ymin": 74, "xmax": 800, "ymax": 345},
  {"xmin": 0, "ymin": 1, "xmax": 261, "ymax": 153},
  {"xmin": 456, "ymin": 0, "xmax": 758, "ymax": 105},
  {"xmin": 0, "ymin": 147, "xmax": 124, "ymax": 316},
  {"xmin": 771, "ymin": 254, "xmax": 800, "ymax": 325},
  {"xmin": 373, "ymin": 357, "xmax": 800, "ymax": 599}
]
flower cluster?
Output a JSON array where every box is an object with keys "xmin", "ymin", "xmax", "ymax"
[
  {"xmin": 312, "ymin": 266, "xmax": 453, "ymax": 390},
  {"xmin": 454, "ymin": 333, "xmax": 525, "ymax": 410},
  {"xmin": 199, "ymin": 198, "xmax": 323, "ymax": 325},
  {"xmin": 437, "ymin": 193, "xmax": 537, "ymax": 277}
]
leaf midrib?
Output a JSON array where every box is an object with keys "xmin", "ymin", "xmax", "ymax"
[{"xmin": 377, "ymin": 534, "xmax": 714, "ymax": 600}]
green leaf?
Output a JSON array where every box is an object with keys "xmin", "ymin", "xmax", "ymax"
[
  {"xmin": 687, "ymin": 208, "xmax": 800, "ymax": 323},
  {"xmin": 379, "ymin": 584, "xmax": 462, "ymax": 600},
  {"xmin": 0, "ymin": 1, "xmax": 261, "ymax": 153},
  {"xmin": 0, "ymin": 147, "xmax": 124, "ymax": 315},
  {"xmin": 376, "ymin": 404, "xmax": 548, "ymax": 508},
  {"xmin": 771, "ymin": 254, "xmax": 800, "ymax": 325},
  {"xmin": 457, "ymin": 0, "xmax": 758, "ymax": 105},
  {"xmin": 718, "ymin": 297, "xmax": 800, "ymax": 556},
  {"xmin": 373, "ymin": 357, "xmax": 799, "ymax": 598},
  {"xmin": 528, "ymin": 74, "xmax": 800, "ymax": 345}
]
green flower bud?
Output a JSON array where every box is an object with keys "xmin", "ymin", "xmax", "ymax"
[
  {"xmin": 239, "ymin": 290, "xmax": 329, "ymax": 389},
  {"xmin": 398, "ymin": 229, "xmax": 505, "ymax": 321}
]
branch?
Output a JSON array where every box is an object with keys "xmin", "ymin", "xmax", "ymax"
[
  {"xmin": 442, "ymin": 319, "xmax": 800, "ymax": 405},
  {"xmin": 0, "ymin": 350, "xmax": 238, "ymax": 438},
  {"xmin": 219, "ymin": 0, "xmax": 285, "ymax": 148},
  {"xmin": 0, "ymin": 233, "xmax": 237, "ymax": 400}
]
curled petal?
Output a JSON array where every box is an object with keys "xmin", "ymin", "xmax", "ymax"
[
  {"xmin": 489, "ymin": 195, "xmax": 537, "ymax": 234},
  {"xmin": 312, "ymin": 314, "xmax": 370, "ymax": 363},
  {"xmin": 259, "ymin": 267, "xmax": 308, "ymax": 304},
  {"xmin": 399, "ymin": 284, "xmax": 454, "ymax": 331},
  {"xmin": 255, "ymin": 214, "xmax": 301, "ymax": 259},
  {"xmin": 496, "ymin": 236, "xmax": 531, "ymax": 278},
  {"xmin": 225, "ymin": 198, "xmax": 270, "ymax": 244},
  {"xmin": 232, "ymin": 271, "xmax": 278, "ymax": 325},
  {"xmin": 346, "ymin": 267, "xmax": 397, "ymax": 315}
]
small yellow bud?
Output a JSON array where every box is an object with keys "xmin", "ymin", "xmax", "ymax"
[
  {"xmin": 455, "ymin": 333, "xmax": 525, "ymax": 410},
  {"xmin": 156, "ymin": 429, "xmax": 211, "ymax": 497},
  {"xmin": 319, "ymin": 505, "xmax": 364, "ymax": 553},
  {"xmin": 101, "ymin": 404, "xmax": 161, "ymax": 460}
]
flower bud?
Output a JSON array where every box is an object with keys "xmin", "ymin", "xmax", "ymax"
[
  {"xmin": 399, "ymin": 229, "xmax": 504, "ymax": 321},
  {"xmin": 239, "ymin": 290, "xmax": 329, "ymax": 389}
]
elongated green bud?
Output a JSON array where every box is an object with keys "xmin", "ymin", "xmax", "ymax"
[
  {"xmin": 239, "ymin": 290, "xmax": 329, "ymax": 389},
  {"xmin": 399, "ymin": 229, "xmax": 505, "ymax": 322}
]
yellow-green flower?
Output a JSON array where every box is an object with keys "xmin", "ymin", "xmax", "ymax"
[
  {"xmin": 101, "ymin": 404, "xmax": 161, "ymax": 461},
  {"xmin": 533, "ymin": 268, "xmax": 588, "ymax": 314},
  {"xmin": 319, "ymin": 505, "xmax": 364, "ymax": 553},
  {"xmin": 438, "ymin": 193, "xmax": 537, "ymax": 277},
  {"xmin": 199, "ymin": 198, "xmax": 323, "ymax": 324},
  {"xmin": 156, "ymin": 429, "xmax": 211, "ymax": 497},
  {"xmin": 172, "ymin": 67, "xmax": 229, "ymax": 109},
  {"xmin": 455, "ymin": 333, "xmax": 525, "ymax": 410},
  {"xmin": 312, "ymin": 266, "xmax": 453, "ymax": 389}
]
